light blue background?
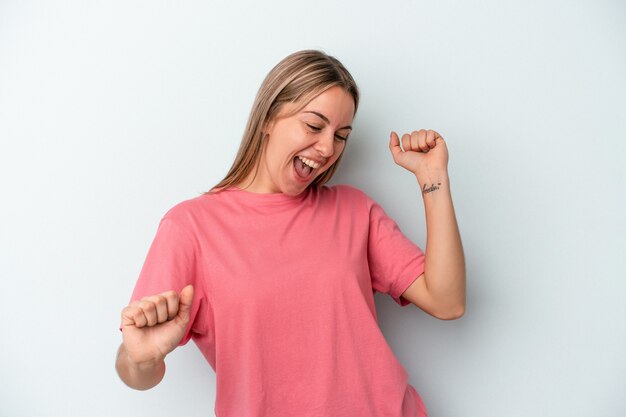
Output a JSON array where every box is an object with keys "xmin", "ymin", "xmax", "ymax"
[{"xmin": 1, "ymin": 1, "xmax": 624, "ymax": 416}]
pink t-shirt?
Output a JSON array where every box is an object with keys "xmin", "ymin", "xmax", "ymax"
[{"xmin": 128, "ymin": 184, "xmax": 427, "ymax": 416}]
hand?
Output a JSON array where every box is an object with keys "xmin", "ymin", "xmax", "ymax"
[
  {"xmin": 389, "ymin": 129, "xmax": 449, "ymax": 180},
  {"xmin": 120, "ymin": 285, "xmax": 194, "ymax": 366}
]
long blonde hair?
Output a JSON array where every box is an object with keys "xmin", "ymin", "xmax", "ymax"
[{"xmin": 206, "ymin": 50, "xmax": 359, "ymax": 194}]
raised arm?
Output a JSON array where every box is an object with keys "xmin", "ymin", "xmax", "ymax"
[{"xmin": 389, "ymin": 130, "xmax": 466, "ymax": 320}]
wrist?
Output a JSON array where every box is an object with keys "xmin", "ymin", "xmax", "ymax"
[
  {"xmin": 116, "ymin": 344, "xmax": 166, "ymax": 390},
  {"xmin": 126, "ymin": 354, "xmax": 165, "ymax": 387},
  {"xmin": 415, "ymin": 171, "xmax": 449, "ymax": 191},
  {"xmin": 127, "ymin": 355, "xmax": 165, "ymax": 373},
  {"xmin": 121, "ymin": 344, "xmax": 165, "ymax": 372}
]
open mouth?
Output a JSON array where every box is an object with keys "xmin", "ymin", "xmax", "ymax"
[{"xmin": 293, "ymin": 156, "xmax": 320, "ymax": 180}]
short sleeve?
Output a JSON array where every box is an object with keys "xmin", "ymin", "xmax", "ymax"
[
  {"xmin": 124, "ymin": 216, "xmax": 202, "ymax": 346},
  {"xmin": 367, "ymin": 200, "xmax": 426, "ymax": 307}
]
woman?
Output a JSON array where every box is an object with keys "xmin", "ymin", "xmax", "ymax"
[{"xmin": 116, "ymin": 50, "xmax": 465, "ymax": 417}]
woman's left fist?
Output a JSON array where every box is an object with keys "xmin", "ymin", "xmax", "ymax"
[{"xmin": 389, "ymin": 129, "xmax": 449, "ymax": 178}]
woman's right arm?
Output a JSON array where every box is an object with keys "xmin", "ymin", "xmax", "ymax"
[{"xmin": 115, "ymin": 285, "xmax": 194, "ymax": 390}]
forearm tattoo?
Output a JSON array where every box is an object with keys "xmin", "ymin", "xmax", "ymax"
[{"xmin": 422, "ymin": 183, "xmax": 441, "ymax": 194}]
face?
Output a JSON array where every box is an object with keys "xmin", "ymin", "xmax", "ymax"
[{"xmin": 245, "ymin": 86, "xmax": 355, "ymax": 196}]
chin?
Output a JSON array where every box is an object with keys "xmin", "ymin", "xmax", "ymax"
[
  {"xmin": 280, "ymin": 180, "xmax": 312, "ymax": 196},
  {"xmin": 282, "ymin": 187, "xmax": 307, "ymax": 197}
]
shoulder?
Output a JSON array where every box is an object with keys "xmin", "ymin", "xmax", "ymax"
[
  {"xmin": 158, "ymin": 192, "xmax": 221, "ymax": 232},
  {"xmin": 314, "ymin": 185, "xmax": 392, "ymax": 229},
  {"xmin": 162, "ymin": 194, "xmax": 203, "ymax": 218},
  {"xmin": 316, "ymin": 184, "xmax": 377, "ymax": 209}
]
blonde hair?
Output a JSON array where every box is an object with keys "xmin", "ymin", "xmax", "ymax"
[{"xmin": 205, "ymin": 50, "xmax": 359, "ymax": 194}]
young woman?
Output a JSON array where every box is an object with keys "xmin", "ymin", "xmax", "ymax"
[{"xmin": 116, "ymin": 50, "xmax": 465, "ymax": 417}]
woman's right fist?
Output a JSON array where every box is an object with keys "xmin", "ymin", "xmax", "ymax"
[{"xmin": 120, "ymin": 285, "xmax": 194, "ymax": 365}]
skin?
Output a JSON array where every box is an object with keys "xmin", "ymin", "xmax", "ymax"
[
  {"xmin": 239, "ymin": 86, "xmax": 355, "ymax": 195},
  {"xmin": 390, "ymin": 130, "xmax": 466, "ymax": 320},
  {"xmin": 116, "ymin": 87, "xmax": 466, "ymax": 390},
  {"xmin": 116, "ymin": 286, "xmax": 194, "ymax": 390}
]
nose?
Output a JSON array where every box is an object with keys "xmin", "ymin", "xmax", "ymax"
[{"xmin": 314, "ymin": 132, "xmax": 335, "ymax": 158}]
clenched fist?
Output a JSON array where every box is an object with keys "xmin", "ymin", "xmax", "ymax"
[
  {"xmin": 389, "ymin": 129, "xmax": 449, "ymax": 182},
  {"xmin": 120, "ymin": 285, "xmax": 194, "ymax": 366}
]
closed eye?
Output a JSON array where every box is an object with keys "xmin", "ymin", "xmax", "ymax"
[
  {"xmin": 306, "ymin": 123, "xmax": 348, "ymax": 141},
  {"xmin": 306, "ymin": 123, "xmax": 322, "ymax": 132}
]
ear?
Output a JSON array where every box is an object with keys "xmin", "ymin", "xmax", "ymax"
[{"xmin": 262, "ymin": 118, "xmax": 276, "ymax": 137}]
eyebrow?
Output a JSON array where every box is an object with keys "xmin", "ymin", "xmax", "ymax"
[{"xmin": 303, "ymin": 111, "xmax": 352, "ymax": 131}]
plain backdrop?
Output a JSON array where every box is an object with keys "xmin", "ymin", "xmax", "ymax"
[{"xmin": 1, "ymin": 1, "xmax": 624, "ymax": 416}]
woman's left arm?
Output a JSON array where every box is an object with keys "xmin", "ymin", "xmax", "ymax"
[{"xmin": 389, "ymin": 129, "xmax": 466, "ymax": 320}]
